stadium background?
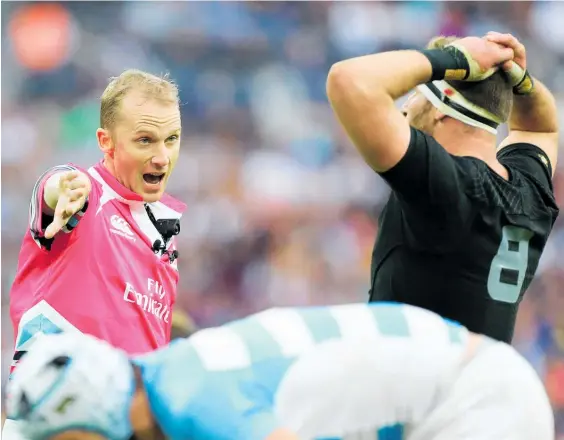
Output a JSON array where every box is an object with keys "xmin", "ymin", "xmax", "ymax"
[{"xmin": 1, "ymin": 1, "xmax": 563, "ymax": 436}]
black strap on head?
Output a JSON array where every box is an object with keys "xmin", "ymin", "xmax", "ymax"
[{"xmin": 424, "ymin": 82, "xmax": 499, "ymax": 130}]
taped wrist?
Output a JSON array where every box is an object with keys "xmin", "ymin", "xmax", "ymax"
[
  {"xmin": 420, "ymin": 47, "xmax": 470, "ymax": 82},
  {"xmin": 504, "ymin": 62, "xmax": 534, "ymax": 95},
  {"xmin": 513, "ymin": 70, "xmax": 534, "ymax": 95}
]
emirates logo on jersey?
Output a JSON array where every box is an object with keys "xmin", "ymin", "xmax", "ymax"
[{"xmin": 123, "ymin": 279, "xmax": 170, "ymax": 323}]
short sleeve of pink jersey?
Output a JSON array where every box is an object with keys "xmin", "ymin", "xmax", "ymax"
[{"xmin": 29, "ymin": 163, "xmax": 100, "ymax": 250}]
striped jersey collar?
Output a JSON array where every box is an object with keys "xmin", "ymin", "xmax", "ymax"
[{"xmin": 92, "ymin": 161, "xmax": 145, "ymax": 202}]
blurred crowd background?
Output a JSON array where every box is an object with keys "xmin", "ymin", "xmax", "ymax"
[{"xmin": 2, "ymin": 1, "xmax": 564, "ymax": 435}]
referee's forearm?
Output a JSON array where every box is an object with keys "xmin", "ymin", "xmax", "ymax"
[
  {"xmin": 509, "ymin": 79, "xmax": 558, "ymax": 134},
  {"xmin": 327, "ymin": 51, "xmax": 432, "ymax": 105}
]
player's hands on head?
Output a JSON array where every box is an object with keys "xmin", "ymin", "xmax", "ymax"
[
  {"xmin": 484, "ymin": 31, "xmax": 527, "ymax": 71},
  {"xmin": 447, "ymin": 36, "xmax": 514, "ymax": 81},
  {"xmin": 44, "ymin": 171, "xmax": 92, "ymax": 239},
  {"xmin": 484, "ymin": 31, "xmax": 533, "ymax": 95}
]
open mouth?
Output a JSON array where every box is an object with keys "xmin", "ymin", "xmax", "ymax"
[{"xmin": 143, "ymin": 173, "xmax": 165, "ymax": 185}]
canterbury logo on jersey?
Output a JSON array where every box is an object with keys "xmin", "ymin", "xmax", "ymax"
[{"xmin": 109, "ymin": 215, "xmax": 136, "ymax": 241}]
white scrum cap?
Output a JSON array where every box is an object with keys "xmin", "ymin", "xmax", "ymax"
[{"xmin": 6, "ymin": 332, "xmax": 136, "ymax": 440}]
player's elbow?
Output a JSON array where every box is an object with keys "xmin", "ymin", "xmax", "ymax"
[
  {"xmin": 327, "ymin": 62, "xmax": 378, "ymax": 108},
  {"xmin": 327, "ymin": 63, "xmax": 406, "ymax": 173},
  {"xmin": 326, "ymin": 62, "xmax": 349, "ymax": 105},
  {"xmin": 326, "ymin": 62, "xmax": 389, "ymax": 127}
]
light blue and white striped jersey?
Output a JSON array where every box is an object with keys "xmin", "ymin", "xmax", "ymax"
[{"xmin": 133, "ymin": 302, "xmax": 469, "ymax": 440}]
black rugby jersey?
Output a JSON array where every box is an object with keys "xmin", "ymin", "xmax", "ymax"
[{"xmin": 369, "ymin": 127, "xmax": 559, "ymax": 343}]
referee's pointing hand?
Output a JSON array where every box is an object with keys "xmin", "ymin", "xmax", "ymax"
[{"xmin": 44, "ymin": 171, "xmax": 92, "ymax": 239}]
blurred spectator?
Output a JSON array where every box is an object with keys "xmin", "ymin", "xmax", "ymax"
[{"xmin": 1, "ymin": 1, "xmax": 562, "ymax": 435}]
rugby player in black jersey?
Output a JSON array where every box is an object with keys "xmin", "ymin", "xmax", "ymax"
[{"xmin": 327, "ymin": 32, "xmax": 559, "ymax": 343}]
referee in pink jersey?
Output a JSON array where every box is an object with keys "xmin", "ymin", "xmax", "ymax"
[{"xmin": 5, "ymin": 70, "xmax": 186, "ymax": 439}]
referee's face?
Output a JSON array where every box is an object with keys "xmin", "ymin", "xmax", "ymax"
[
  {"xmin": 402, "ymin": 91, "xmax": 436, "ymax": 135},
  {"xmin": 103, "ymin": 90, "xmax": 182, "ymax": 202}
]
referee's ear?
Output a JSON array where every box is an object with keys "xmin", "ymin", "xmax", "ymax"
[{"xmin": 97, "ymin": 128, "xmax": 115, "ymax": 158}]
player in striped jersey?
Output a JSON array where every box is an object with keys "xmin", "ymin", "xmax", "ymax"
[{"xmin": 6, "ymin": 302, "xmax": 553, "ymax": 440}]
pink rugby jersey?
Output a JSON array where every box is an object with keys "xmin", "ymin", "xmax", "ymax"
[{"xmin": 9, "ymin": 161, "xmax": 186, "ymax": 371}]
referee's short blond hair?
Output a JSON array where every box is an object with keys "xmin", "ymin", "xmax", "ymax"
[{"xmin": 100, "ymin": 69, "xmax": 179, "ymax": 129}]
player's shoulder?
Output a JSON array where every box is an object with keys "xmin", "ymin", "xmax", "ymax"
[
  {"xmin": 497, "ymin": 142, "xmax": 553, "ymax": 179},
  {"xmin": 497, "ymin": 143, "xmax": 554, "ymax": 195},
  {"xmin": 448, "ymin": 147, "xmax": 557, "ymax": 217},
  {"xmin": 136, "ymin": 338, "xmax": 272, "ymax": 440},
  {"xmin": 133, "ymin": 344, "xmax": 234, "ymax": 440},
  {"xmin": 497, "ymin": 143, "xmax": 558, "ymax": 215}
]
